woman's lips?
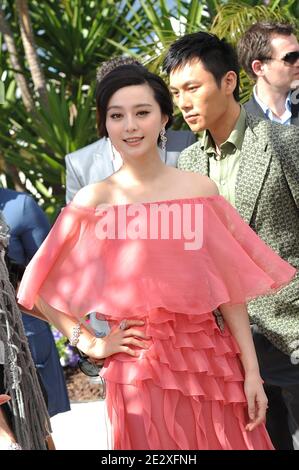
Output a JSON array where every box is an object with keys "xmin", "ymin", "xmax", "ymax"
[{"xmin": 123, "ymin": 137, "xmax": 144, "ymax": 146}]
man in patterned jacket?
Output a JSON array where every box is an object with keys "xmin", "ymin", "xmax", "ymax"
[{"xmin": 163, "ymin": 31, "xmax": 299, "ymax": 450}]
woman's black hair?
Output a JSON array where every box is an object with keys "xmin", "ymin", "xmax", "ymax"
[{"xmin": 95, "ymin": 64, "xmax": 173, "ymax": 137}]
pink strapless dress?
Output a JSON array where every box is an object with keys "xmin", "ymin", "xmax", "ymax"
[{"xmin": 18, "ymin": 195, "xmax": 296, "ymax": 450}]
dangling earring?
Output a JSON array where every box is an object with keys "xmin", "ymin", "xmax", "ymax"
[{"xmin": 159, "ymin": 127, "xmax": 167, "ymax": 151}]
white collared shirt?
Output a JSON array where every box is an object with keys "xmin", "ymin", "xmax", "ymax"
[
  {"xmin": 108, "ymin": 139, "xmax": 123, "ymax": 172},
  {"xmin": 253, "ymin": 86, "xmax": 292, "ymax": 125}
]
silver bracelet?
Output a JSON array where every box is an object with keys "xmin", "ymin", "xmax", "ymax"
[{"xmin": 69, "ymin": 322, "xmax": 81, "ymax": 347}]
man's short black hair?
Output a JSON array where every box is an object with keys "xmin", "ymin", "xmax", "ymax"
[{"xmin": 163, "ymin": 31, "xmax": 240, "ymax": 101}]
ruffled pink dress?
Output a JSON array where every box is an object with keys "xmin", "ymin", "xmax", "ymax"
[{"xmin": 18, "ymin": 195, "xmax": 296, "ymax": 450}]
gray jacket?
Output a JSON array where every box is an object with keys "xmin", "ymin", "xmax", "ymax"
[
  {"xmin": 244, "ymin": 94, "xmax": 299, "ymax": 126},
  {"xmin": 178, "ymin": 113, "xmax": 299, "ymax": 357}
]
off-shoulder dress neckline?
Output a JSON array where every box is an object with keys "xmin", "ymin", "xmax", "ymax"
[{"xmin": 68, "ymin": 194, "xmax": 223, "ymax": 213}]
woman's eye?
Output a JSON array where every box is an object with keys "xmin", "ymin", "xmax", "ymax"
[
  {"xmin": 137, "ymin": 110, "xmax": 150, "ymax": 116},
  {"xmin": 110, "ymin": 113, "xmax": 122, "ymax": 119},
  {"xmin": 188, "ymin": 86, "xmax": 198, "ymax": 92}
]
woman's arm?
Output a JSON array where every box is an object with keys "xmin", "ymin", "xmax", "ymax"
[
  {"xmin": 17, "ymin": 302, "xmax": 48, "ymax": 322},
  {"xmin": 15, "ymin": 281, "xmax": 48, "ymax": 321},
  {"xmin": 35, "ymin": 296, "xmax": 150, "ymax": 360},
  {"xmin": 219, "ymin": 303, "xmax": 268, "ymax": 432}
]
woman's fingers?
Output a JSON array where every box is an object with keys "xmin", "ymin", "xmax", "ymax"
[
  {"xmin": 245, "ymin": 414, "xmax": 265, "ymax": 431},
  {"xmin": 119, "ymin": 345, "xmax": 139, "ymax": 357},
  {"xmin": 122, "ymin": 336, "xmax": 150, "ymax": 349},
  {"xmin": 123, "ymin": 319, "xmax": 145, "ymax": 328},
  {"xmin": 123, "ymin": 327, "xmax": 150, "ymax": 339},
  {"xmin": 104, "ymin": 319, "xmax": 151, "ymax": 357},
  {"xmin": 247, "ymin": 394, "xmax": 256, "ymax": 422},
  {"xmin": 119, "ymin": 338, "xmax": 150, "ymax": 358},
  {"xmin": 245, "ymin": 397, "xmax": 267, "ymax": 431}
]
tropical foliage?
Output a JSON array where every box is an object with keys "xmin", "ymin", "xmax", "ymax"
[{"xmin": 0, "ymin": 0, "xmax": 298, "ymax": 218}]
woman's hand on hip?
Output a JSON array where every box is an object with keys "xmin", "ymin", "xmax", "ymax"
[{"xmin": 86, "ymin": 319, "xmax": 150, "ymax": 360}]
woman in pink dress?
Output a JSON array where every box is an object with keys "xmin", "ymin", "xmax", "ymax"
[{"xmin": 18, "ymin": 64, "xmax": 295, "ymax": 450}]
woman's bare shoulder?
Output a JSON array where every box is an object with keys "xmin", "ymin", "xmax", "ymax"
[
  {"xmin": 174, "ymin": 169, "xmax": 219, "ymax": 197},
  {"xmin": 72, "ymin": 180, "xmax": 113, "ymax": 208}
]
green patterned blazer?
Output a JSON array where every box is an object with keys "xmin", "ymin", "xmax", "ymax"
[{"xmin": 178, "ymin": 113, "xmax": 299, "ymax": 358}]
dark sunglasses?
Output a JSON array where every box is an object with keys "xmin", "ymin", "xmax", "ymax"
[
  {"xmin": 264, "ymin": 51, "xmax": 299, "ymax": 65},
  {"xmin": 281, "ymin": 51, "xmax": 299, "ymax": 65},
  {"xmin": 77, "ymin": 349, "xmax": 104, "ymax": 377},
  {"xmin": 76, "ymin": 349, "xmax": 106, "ymax": 399}
]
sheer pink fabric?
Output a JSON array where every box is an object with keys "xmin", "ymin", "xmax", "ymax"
[{"xmin": 18, "ymin": 195, "xmax": 295, "ymax": 450}]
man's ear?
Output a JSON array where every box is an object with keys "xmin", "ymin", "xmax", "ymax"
[
  {"xmin": 223, "ymin": 71, "xmax": 237, "ymax": 96},
  {"xmin": 251, "ymin": 60, "xmax": 265, "ymax": 77}
]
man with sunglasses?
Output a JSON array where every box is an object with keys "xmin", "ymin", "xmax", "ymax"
[{"xmin": 238, "ymin": 22, "xmax": 299, "ymax": 126}]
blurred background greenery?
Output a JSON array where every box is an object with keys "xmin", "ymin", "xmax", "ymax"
[{"xmin": 0, "ymin": 0, "xmax": 298, "ymax": 218}]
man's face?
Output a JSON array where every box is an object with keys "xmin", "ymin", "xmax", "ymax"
[
  {"xmin": 169, "ymin": 59, "xmax": 232, "ymax": 133},
  {"xmin": 262, "ymin": 34, "xmax": 299, "ymax": 92}
]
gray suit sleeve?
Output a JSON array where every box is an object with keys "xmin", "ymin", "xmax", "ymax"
[
  {"xmin": 65, "ymin": 153, "xmax": 83, "ymax": 203},
  {"xmin": 280, "ymin": 129, "xmax": 299, "ymax": 209}
]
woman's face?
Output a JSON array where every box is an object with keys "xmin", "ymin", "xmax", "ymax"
[{"xmin": 105, "ymin": 84, "xmax": 168, "ymax": 159}]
